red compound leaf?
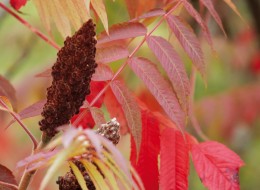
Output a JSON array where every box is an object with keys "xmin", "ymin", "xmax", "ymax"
[
  {"xmin": 130, "ymin": 108, "xmax": 160, "ymax": 190},
  {"xmin": 10, "ymin": 0, "xmax": 27, "ymax": 10},
  {"xmin": 191, "ymin": 141, "xmax": 244, "ymax": 190},
  {"xmin": 160, "ymin": 128, "xmax": 189, "ymax": 190},
  {"xmin": 70, "ymin": 81, "xmax": 106, "ymax": 129}
]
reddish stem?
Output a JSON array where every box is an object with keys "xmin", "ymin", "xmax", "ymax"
[
  {"xmin": 0, "ymin": 3, "xmax": 60, "ymax": 50},
  {"xmin": 72, "ymin": 2, "xmax": 182, "ymax": 126},
  {"xmin": 0, "ymin": 99, "xmax": 38, "ymax": 149}
]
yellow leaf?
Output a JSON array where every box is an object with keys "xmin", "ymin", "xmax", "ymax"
[
  {"xmin": 69, "ymin": 161, "xmax": 88, "ymax": 190},
  {"xmin": 39, "ymin": 141, "xmax": 80, "ymax": 190},
  {"xmin": 33, "ymin": 0, "xmax": 71, "ymax": 38},
  {"xmin": 93, "ymin": 158, "xmax": 120, "ymax": 190},
  {"xmin": 60, "ymin": 0, "xmax": 82, "ymax": 30},
  {"xmin": 32, "ymin": 0, "xmax": 91, "ymax": 38},
  {"xmin": 85, "ymin": 0, "xmax": 91, "ymax": 16},
  {"xmin": 32, "ymin": 0, "xmax": 51, "ymax": 34},
  {"xmin": 81, "ymin": 159, "xmax": 110, "ymax": 190},
  {"xmin": 102, "ymin": 151, "xmax": 132, "ymax": 190},
  {"xmin": 50, "ymin": 0, "xmax": 71, "ymax": 38},
  {"xmin": 0, "ymin": 96, "xmax": 13, "ymax": 112},
  {"xmin": 91, "ymin": 0, "xmax": 109, "ymax": 34},
  {"xmin": 45, "ymin": 136, "xmax": 62, "ymax": 149},
  {"xmin": 223, "ymin": 0, "xmax": 244, "ymax": 21},
  {"xmin": 73, "ymin": 0, "xmax": 91, "ymax": 21}
]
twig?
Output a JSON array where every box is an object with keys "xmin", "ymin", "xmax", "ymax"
[
  {"xmin": 18, "ymin": 132, "xmax": 52, "ymax": 190},
  {"xmin": 72, "ymin": 1, "xmax": 182, "ymax": 126},
  {"xmin": 0, "ymin": 181, "xmax": 18, "ymax": 190},
  {"xmin": 0, "ymin": 98, "xmax": 38, "ymax": 149},
  {"xmin": 0, "ymin": 3, "xmax": 60, "ymax": 50}
]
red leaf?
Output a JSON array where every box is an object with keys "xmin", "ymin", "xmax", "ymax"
[
  {"xmin": 130, "ymin": 109, "xmax": 160, "ymax": 190},
  {"xmin": 97, "ymin": 22, "xmax": 147, "ymax": 45},
  {"xmin": 124, "ymin": 0, "xmax": 157, "ymax": 19},
  {"xmin": 153, "ymin": 111, "xmax": 176, "ymax": 130},
  {"xmin": 10, "ymin": 0, "xmax": 27, "ymax": 10},
  {"xmin": 110, "ymin": 80, "xmax": 142, "ymax": 154},
  {"xmin": 86, "ymin": 81, "xmax": 106, "ymax": 108},
  {"xmin": 92, "ymin": 64, "xmax": 113, "ymax": 81},
  {"xmin": 160, "ymin": 128, "xmax": 189, "ymax": 190},
  {"xmin": 19, "ymin": 99, "xmax": 46, "ymax": 119},
  {"xmin": 124, "ymin": 0, "xmax": 139, "ymax": 18},
  {"xmin": 200, "ymin": 0, "xmax": 226, "ymax": 36},
  {"xmin": 130, "ymin": 8, "xmax": 165, "ymax": 22},
  {"xmin": 96, "ymin": 45, "xmax": 129, "ymax": 64},
  {"xmin": 71, "ymin": 108, "xmax": 95, "ymax": 129},
  {"xmin": 0, "ymin": 75, "xmax": 16, "ymax": 110},
  {"xmin": 128, "ymin": 57, "xmax": 185, "ymax": 130},
  {"xmin": 191, "ymin": 141, "xmax": 244, "ymax": 190},
  {"xmin": 71, "ymin": 81, "xmax": 106, "ymax": 128},
  {"xmin": 251, "ymin": 51, "xmax": 260, "ymax": 74},
  {"xmin": 104, "ymin": 87, "xmax": 129, "ymax": 134},
  {"xmin": 182, "ymin": 0, "xmax": 213, "ymax": 49},
  {"xmin": 146, "ymin": 36, "xmax": 190, "ymax": 113},
  {"xmin": 0, "ymin": 164, "xmax": 17, "ymax": 190},
  {"xmin": 90, "ymin": 107, "xmax": 106, "ymax": 127},
  {"xmin": 5, "ymin": 99, "xmax": 46, "ymax": 129},
  {"xmin": 196, "ymin": 84, "xmax": 260, "ymax": 136},
  {"xmin": 166, "ymin": 15, "xmax": 205, "ymax": 77}
]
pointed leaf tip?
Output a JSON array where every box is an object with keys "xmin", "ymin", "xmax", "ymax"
[
  {"xmin": 97, "ymin": 22, "xmax": 147, "ymax": 45},
  {"xmin": 128, "ymin": 57, "xmax": 185, "ymax": 130},
  {"xmin": 10, "ymin": 0, "xmax": 27, "ymax": 10},
  {"xmin": 110, "ymin": 80, "xmax": 142, "ymax": 154},
  {"xmin": 166, "ymin": 15, "xmax": 205, "ymax": 77},
  {"xmin": 91, "ymin": 0, "xmax": 108, "ymax": 34},
  {"xmin": 146, "ymin": 36, "xmax": 191, "ymax": 113},
  {"xmin": 192, "ymin": 141, "xmax": 244, "ymax": 190}
]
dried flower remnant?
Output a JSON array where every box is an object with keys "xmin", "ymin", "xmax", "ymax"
[
  {"xmin": 57, "ymin": 161, "xmax": 95, "ymax": 190},
  {"xmin": 39, "ymin": 19, "xmax": 97, "ymax": 138},
  {"xmin": 96, "ymin": 117, "xmax": 120, "ymax": 145}
]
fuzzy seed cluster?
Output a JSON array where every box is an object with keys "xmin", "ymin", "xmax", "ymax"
[{"xmin": 39, "ymin": 20, "xmax": 97, "ymax": 137}]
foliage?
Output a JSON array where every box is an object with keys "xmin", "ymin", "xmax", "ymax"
[{"xmin": 1, "ymin": 0, "xmax": 258, "ymax": 190}]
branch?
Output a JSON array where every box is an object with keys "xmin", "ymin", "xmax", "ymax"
[
  {"xmin": 72, "ymin": 1, "xmax": 182, "ymax": 126},
  {"xmin": 18, "ymin": 132, "xmax": 52, "ymax": 190},
  {"xmin": 0, "ymin": 3, "xmax": 60, "ymax": 50},
  {"xmin": 0, "ymin": 98, "xmax": 38, "ymax": 149}
]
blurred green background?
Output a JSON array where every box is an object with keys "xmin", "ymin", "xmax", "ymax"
[{"xmin": 0, "ymin": 0, "xmax": 260, "ymax": 189}]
